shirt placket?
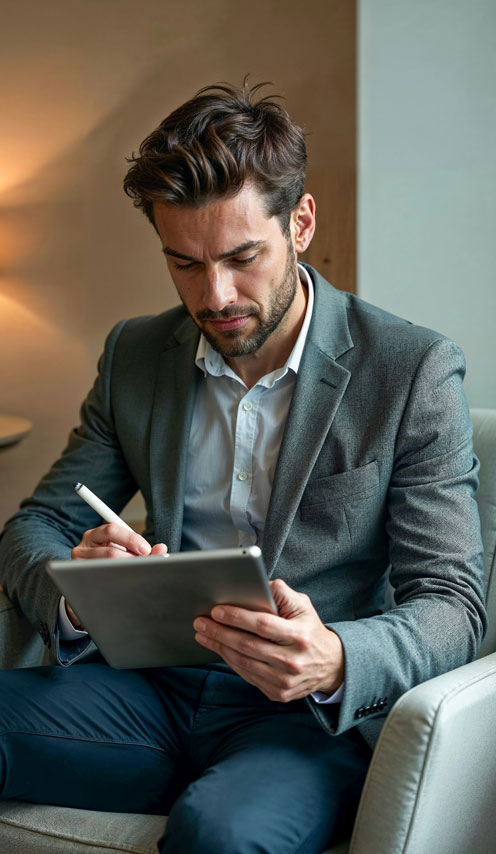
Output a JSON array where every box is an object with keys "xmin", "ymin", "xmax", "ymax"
[{"xmin": 230, "ymin": 386, "xmax": 262, "ymax": 546}]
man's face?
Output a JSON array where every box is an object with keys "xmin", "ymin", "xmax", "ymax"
[{"xmin": 153, "ymin": 185, "xmax": 302, "ymax": 361}]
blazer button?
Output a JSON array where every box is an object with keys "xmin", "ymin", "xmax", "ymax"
[
  {"xmin": 355, "ymin": 708, "xmax": 365, "ymax": 719},
  {"xmin": 39, "ymin": 622, "xmax": 51, "ymax": 647}
]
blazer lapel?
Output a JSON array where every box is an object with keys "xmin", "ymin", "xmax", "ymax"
[
  {"xmin": 263, "ymin": 267, "xmax": 354, "ymax": 576},
  {"xmin": 149, "ymin": 317, "xmax": 200, "ymax": 551}
]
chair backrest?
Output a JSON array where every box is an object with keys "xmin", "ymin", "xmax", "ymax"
[{"xmin": 471, "ymin": 408, "xmax": 496, "ymax": 657}]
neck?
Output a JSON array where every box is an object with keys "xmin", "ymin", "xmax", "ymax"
[{"xmin": 226, "ymin": 280, "xmax": 308, "ymax": 389}]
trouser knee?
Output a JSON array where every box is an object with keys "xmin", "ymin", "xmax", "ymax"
[{"xmin": 160, "ymin": 788, "xmax": 265, "ymax": 854}]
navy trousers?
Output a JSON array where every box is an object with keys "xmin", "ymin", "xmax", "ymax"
[{"xmin": 0, "ymin": 663, "xmax": 371, "ymax": 854}]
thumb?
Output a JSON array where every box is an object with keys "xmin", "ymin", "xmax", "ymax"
[
  {"xmin": 269, "ymin": 578, "xmax": 311, "ymax": 620},
  {"xmin": 150, "ymin": 542, "xmax": 169, "ymax": 556}
]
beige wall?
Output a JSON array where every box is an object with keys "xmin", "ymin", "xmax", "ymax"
[{"xmin": 0, "ymin": 0, "xmax": 356, "ymax": 526}]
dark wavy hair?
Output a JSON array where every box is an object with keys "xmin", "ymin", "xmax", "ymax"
[{"xmin": 123, "ymin": 78, "xmax": 307, "ymax": 234}]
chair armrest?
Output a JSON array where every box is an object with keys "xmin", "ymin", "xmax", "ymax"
[
  {"xmin": 0, "ymin": 589, "xmax": 46, "ymax": 669},
  {"xmin": 350, "ymin": 653, "xmax": 496, "ymax": 854}
]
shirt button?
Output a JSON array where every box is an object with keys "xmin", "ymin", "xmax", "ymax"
[
  {"xmin": 238, "ymin": 471, "xmax": 248, "ymax": 481},
  {"xmin": 242, "ymin": 401, "xmax": 253, "ymax": 411}
]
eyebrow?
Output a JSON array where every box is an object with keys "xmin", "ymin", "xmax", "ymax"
[{"xmin": 162, "ymin": 240, "xmax": 266, "ymax": 262}]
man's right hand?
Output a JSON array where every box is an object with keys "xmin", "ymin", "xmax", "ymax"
[
  {"xmin": 65, "ymin": 523, "xmax": 169, "ymax": 629},
  {"xmin": 71, "ymin": 523, "xmax": 168, "ymax": 561}
]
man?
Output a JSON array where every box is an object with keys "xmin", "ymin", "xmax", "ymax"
[{"xmin": 0, "ymin": 81, "xmax": 486, "ymax": 853}]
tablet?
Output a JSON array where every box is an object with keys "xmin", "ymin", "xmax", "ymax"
[{"xmin": 46, "ymin": 546, "xmax": 277, "ymax": 668}]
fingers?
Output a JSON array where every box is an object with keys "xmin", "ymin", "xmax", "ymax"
[
  {"xmin": 194, "ymin": 618, "xmax": 294, "ymax": 668},
  {"xmin": 71, "ymin": 543, "xmax": 138, "ymax": 560},
  {"xmin": 212, "ymin": 607, "xmax": 293, "ymax": 644},
  {"xmin": 71, "ymin": 524, "xmax": 168, "ymax": 561},
  {"xmin": 150, "ymin": 543, "xmax": 169, "ymax": 556},
  {"xmin": 204, "ymin": 581, "xmax": 312, "ymax": 643},
  {"xmin": 207, "ymin": 593, "xmax": 305, "ymax": 645},
  {"xmin": 194, "ymin": 629, "xmax": 311, "ymax": 702},
  {"xmin": 86, "ymin": 524, "xmax": 151, "ymax": 554},
  {"xmin": 231, "ymin": 662, "xmax": 313, "ymax": 703}
]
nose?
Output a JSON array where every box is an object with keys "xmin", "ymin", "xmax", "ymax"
[{"xmin": 203, "ymin": 267, "xmax": 237, "ymax": 312}]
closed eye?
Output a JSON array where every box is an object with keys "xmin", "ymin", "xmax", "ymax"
[
  {"xmin": 172, "ymin": 260, "xmax": 197, "ymax": 270},
  {"xmin": 172, "ymin": 255, "xmax": 257, "ymax": 271},
  {"xmin": 234, "ymin": 255, "xmax": 257, "ymax": 265}
]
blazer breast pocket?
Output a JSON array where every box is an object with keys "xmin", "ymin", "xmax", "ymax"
[{"xmin": 299, "ymin": 460, "xmax": 379, "ymax": 521}]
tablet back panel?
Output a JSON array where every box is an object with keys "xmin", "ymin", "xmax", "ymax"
[{"xmin": 47, "ymin": 547, "xmax": 276, "ymax": 668}]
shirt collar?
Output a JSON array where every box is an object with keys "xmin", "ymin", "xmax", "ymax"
[{"xmin": 195, "ymin": 263, "xmax": 314, "ymax": 383}]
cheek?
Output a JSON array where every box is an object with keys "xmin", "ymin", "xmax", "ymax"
[
  {"xmin": 170, "ymin": 276, "xmax": 198, "ymax": 310},
  {"xmin": 241, "ymin": 258, "xmax": 281, "ymax": 300}
]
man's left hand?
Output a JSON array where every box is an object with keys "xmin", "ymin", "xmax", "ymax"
[{"xmin": 193, "ymin": 578, "xmax": 344, "ymax": 702}]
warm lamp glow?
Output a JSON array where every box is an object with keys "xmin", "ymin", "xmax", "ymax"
[
  {"xmin": 0, "ymin": 290, "xmax": 89, "ymax": 393},
  {"xmin": 0, "ymin": 292, "xmax": 58, "ymax": 336},
  {"xmin": 0, "ymin": 116, "xmax": 91, "ymax": 197}
]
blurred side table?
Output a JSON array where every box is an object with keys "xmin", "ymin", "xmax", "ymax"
[{"xmin": 0, "ymin": 415, "xmax": 32, "ymax": 448}]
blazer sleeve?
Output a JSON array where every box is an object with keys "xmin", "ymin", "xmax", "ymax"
[
  {"xmin": 0, "ymin": 319, "xmax": 138, "ymax": 665},
  {"xmin": 309, "ymin": 337, "xmax": 487, "ymax": 738}
]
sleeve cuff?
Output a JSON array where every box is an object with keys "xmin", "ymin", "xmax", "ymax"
[
  {"xmin": 58, "ymin": 596, "xmax": 89, "ymax": 641},
  {"xmin": 311, "ymin": 681, "xmax": 345, "ymax": 705}
]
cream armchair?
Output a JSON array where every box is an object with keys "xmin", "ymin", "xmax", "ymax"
[{"xmin": 0, "ymin": 409, "xmax": 495, "ymax": 853}]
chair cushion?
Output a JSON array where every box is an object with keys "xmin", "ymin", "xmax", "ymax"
[{"xmin": 0, "ymin": 801, "xmax": 166, "ymax": 853}]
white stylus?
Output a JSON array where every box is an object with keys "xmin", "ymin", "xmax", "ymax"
[{"xmin": 73, "ymin": 482, "xmax": 134, "ymax": 532}]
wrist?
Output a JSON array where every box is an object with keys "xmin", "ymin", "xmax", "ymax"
[{"xmin": 317, "ymin": 629, "xmax": 345, "ymax": 695}]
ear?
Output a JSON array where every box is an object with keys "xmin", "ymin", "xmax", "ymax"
[{"xmin": 291, "ymin": 193, "xmax": 316, "ymax": 255}]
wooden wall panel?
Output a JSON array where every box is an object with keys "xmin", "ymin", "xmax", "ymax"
[{"xmin": 297, "ymin": 1, "xmax": 357, "ymax": 294}]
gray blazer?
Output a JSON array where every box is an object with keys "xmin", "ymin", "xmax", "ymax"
[{"xmin": 0, "ymin": 264, "xmax": 486, "ymax": 747}]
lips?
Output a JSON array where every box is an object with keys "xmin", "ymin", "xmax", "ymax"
[{"xmin": 208, "ymin": 316, "xmax": 251, "ymax": 332}]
